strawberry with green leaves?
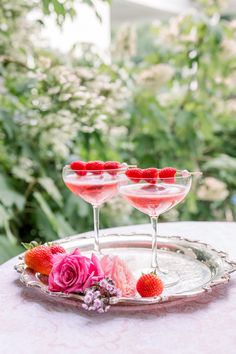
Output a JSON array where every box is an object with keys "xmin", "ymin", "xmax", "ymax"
[{"xmin": 23, "ymin": 241, "xmax": 66, "ymax": 276}]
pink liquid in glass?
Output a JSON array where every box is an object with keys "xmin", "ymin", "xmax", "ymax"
[
  {"xmin": 64, "ymin": 174, "xmax": 118, "ymax": 206},
  {"xmin": 119, "ymin": 183, "xmax": 187, "ymax": 217}
]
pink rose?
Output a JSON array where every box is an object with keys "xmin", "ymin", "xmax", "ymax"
[
  {"xmin": 101, "ymin": 255, "xmax": 136, "ymax": 297},
  {"xmin": 48, "ymin": 248, "xmax": 104, "ymax": 293}
]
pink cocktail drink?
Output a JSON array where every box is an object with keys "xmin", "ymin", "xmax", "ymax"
[
  {"xmin": 63, "ymin": 161, "xmax": 127, "ymax": 254},
  {"xmin": 64, "ymin": 174, "xmax": 118, "ymax": 206},
  {"xmin": 119, "ymin": 184, "xmax": 187, "ymax": 217},
  {"xmin": 119, "ymin": 169, "xmax": 193, "ymax": 285}
]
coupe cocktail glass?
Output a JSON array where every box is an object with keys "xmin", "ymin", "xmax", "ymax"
[
  {"xmin": 119, "ymin": 173, "xmax": 192, "ymax": 285},
  {"xmin": 63, "ymin": 165, "xmax": 126, "ymax": 254}
]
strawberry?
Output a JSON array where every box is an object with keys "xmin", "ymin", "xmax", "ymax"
[
  {"xmin": 142, "ymin": 168, "xmax": 158, "ymax": 184},
  {"xmin": 125, "ymin": 168, "xmax": 143, "ymax": 183},
  {"xmin": 86, "ymin": 161, "xmax": 104, "ymax": 175},
  {"xmin": 24, "ymin": 246, "xmax": 52, "ymax": 275},
  {"xmin": 23, "ymin": 242, "xmax": 66, "ymax": 276},
  {"xmin": 104, "ymin": 161, "xmax": 122, "ymax": 175},
  {"xmin": 49, "ymin": 244, "xmax": 66, "ymax": 255},
  {"xmin": 159, "ymin": 167, "xmax": 177, "ymax": 183},
  {"xmin": 136, "ymin": 272, "xmax": 164, "ymax": 298},
  {"xmin": 70, "ymin": 161, "xmax": 87, "ymax": 176}
]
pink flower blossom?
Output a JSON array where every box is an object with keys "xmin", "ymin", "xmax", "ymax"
[
  {"xmin": 48, "ymin": 248, "xmax": 104, "ymax": 294},
  {"xmin": 100, "ymin": 255, "xmax": 136, "ymax": 297}
]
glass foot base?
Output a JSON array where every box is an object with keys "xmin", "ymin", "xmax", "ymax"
[
  {"xmin": 134, "ymin": 268, "xmax": 179, "ymax": 288},
  {"xmin": 155, "ymin": 269, "xmax": 179, "ymax": 287}
]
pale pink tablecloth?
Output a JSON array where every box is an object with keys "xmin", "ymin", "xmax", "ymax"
[{"xmin": 0, "ymin": 222, "xmax": 236, "ymax": 354}]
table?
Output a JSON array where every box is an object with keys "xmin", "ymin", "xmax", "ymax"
[{"xmin": 1, "ymin": 222, "xmax": 236, "ymax": 354}]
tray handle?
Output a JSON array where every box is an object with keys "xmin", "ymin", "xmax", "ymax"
[{"xmin": 223, "ymin": 258, "xmax": 236, "ymax": 274}]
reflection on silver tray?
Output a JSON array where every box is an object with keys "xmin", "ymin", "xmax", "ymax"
[{"xmin": 14, "ymin": 233, "xmax": 236, "ymax": 308}]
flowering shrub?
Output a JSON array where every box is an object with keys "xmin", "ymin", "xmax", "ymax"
[
  {"xmin": 113, "ymin": 4, "xmax": 236, "ymax": 223},
  {"xmin": 0, "ymin": 0, "xmax": 130, "ymax": 262}
]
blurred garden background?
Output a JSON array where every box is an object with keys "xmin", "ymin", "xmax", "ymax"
[{"xmin": 0, "ymin": 0, "xmax": 236, "ymax": 263}]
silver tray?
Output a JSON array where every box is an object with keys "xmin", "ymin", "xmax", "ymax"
[{"xmin": 14, "ymin": 232, "xmax": 236, "ymax": 309}]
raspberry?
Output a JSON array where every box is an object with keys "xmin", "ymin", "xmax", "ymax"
[
  {"xmin": 70, "ymin": 161, "xmax": 87, "ymax": 176},
  {"xmin": 86, "ymin": 161, "xmax": 105, "ymax": 175},
  {"xmin": 104, "ymin": 161, "xmax": 121, "ymax": 175},
  {"xmin": 142, "ymin": 168, "xmax": 158, "ymax": 184},
  {"xmin": 125, "ymin": 168, "xmax": 143, "ymax": 183},
  {"xmin": 159, "ymin": 167, "xmax": 177, "ymax": 183},
  {"xmin": 136, "ymin": 273, "xmax": 164, "ymax": 298}
]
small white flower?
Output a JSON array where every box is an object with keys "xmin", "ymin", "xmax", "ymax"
[
  {"xmin": 197, "ymin": 177, "xmax": 229, "ymax": 202},
  {"xmin": 99, "ymin": 279, "xmax": 108, "ymax": 288},
  {"xmin": 97, "ymin": 308, "xmax": 105, "ymax": 314},
  {"xmin": 138, "ymin": 64, "xmax": 175, "ymax": 89},
  {"xmin": 84, "ymin": 294, "xmax": 93, "ymax": 304},
  {"xmin": 221, "ymin": 39, "xmax": 236, "ymax": 58},
  {"xmin": 94, "ymin": 299, "xmax": 102, "ymax": 309}
]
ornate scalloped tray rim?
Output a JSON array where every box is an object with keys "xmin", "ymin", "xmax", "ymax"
[{"xmin": 14, "ymin": 233, "xmax": 236, "ymax": 307}]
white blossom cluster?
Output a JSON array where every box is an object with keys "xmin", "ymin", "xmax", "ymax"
[{"xmin": 82, "ymin": 278, "xmax": 121, "ymax": 313}]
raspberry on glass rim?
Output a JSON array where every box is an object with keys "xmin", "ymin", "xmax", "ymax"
[
  {"xmin": 70, "ymin": 161, "xmax": 87, "ymax": 176},
  {"xmin": 125, "ymin": 168, "xmax": 143, "ymax": 183},
  {"xmin": 104, "ymin": 161, "xmax": 122, "ymax": 175},
  {"xmin": 70, "ymin": 160, "xmax": 128, "ymax": 176},
  {"xmin": 159, "ymin": 167, "xmax": 177, "ymax": 183},
  {"xmin": 142, "ymin": 168, "xmax": 159, "ymax": 184},
  {"xmin": 86, "ymin": 161, "xmax": 105, "ymax": 175},
  {"xmin": 125, "ymin": 166, "xmax": 199, "ymax": 185}
]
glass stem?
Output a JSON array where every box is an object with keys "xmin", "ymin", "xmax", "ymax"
[
  {"xmin": 150, "ymin": 216, "xmax": 160, "ymax": 271},
  {"xmin": 93, "ymin": 206, "xmax": 100, "ymax": 254}
]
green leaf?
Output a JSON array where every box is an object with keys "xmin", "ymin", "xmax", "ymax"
[
  {"xmin": 33, "ymin": 192, "xmax": 59, "ymax": 233},
  {"xmin": 21, "ymin": 241, "xmax": 41, "ymax": 250},
  {"xmin": 0, "ymin": 204, "xmax": 17, "ymax": 243},
  {"xmin": 38, "ymin": 177, "xmax": 62, "ymax": 206},
  {"xmin": 34, "ymin": 208, "xmax": 58, "ymax": 242},
  {"xmin": 77, "ymin": 198, "xmax": 90, "ymax": 217},
  {"xmin": 42, "ymin": 0, "xmax": 50, "ymax": 15},
  {"xmin": 0, "ymin": 235, "xmax": 23, "ymax": 264},
  {"xmin": 0, "ymin": 174, "xmax": 25, "ymax": 210},
  {"xmin": 52, "ymin": 0, "xmax": 66, "ymax": 16},
  {"xmin": 54, "ymin": 213, "xmax": 75, "ymax": 237},
  {"xmin": 0, "ymin": 204, "xmax": 11, "ymax": 227},
  {"xmin": 12, "ymin": 166, "xmax": 34, "ymax": 183}
]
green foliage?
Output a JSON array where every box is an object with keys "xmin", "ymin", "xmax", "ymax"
[
  {"xmin": 41, "ymin": 0, "xmax": 111, "ymax": 24},
  {"xmin": 0, "ymin": 0, "xmax": 129, "ymax": 262},
  {"xmin": 0, "ymin": 0, "xmax": 236, "ymax": 264},
  {"xmin": 114, "ymin": 8, "xmax": 236, "ymax": 222}
]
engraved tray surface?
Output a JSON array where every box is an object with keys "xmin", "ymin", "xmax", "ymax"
[{"xmin": 14, "ymin": 233, "xmax": 236, "ymax": 308}]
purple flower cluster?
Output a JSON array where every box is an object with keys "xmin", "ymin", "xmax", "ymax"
[{"xmin": 82, "ymin": 278, "xmax": 121, "ymax": 313}]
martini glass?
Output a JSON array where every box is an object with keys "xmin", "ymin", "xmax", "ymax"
[
  {"xmin": 119, "ymin": 173, "xmax": 192, "ymax": 286},
  {"xmin": 63, "ymin": 165, "xmax": 126, "ymax": 254}
]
